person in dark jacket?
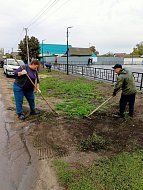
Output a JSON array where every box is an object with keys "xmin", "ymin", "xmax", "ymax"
[
  {"xmin": 45, "ymin": 62, "xmax": 52, "ymax": 72},
  {"xmin": 13, "ymin": 60, "xmax": 41, "ymax": 120},
  {"xmin": 112, "ymin": 64, "xmax": 136, "ymax": 118}
]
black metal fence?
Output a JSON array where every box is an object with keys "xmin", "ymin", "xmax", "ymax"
[{"xmin": 53, "ymin": 64, "xmax": 143, "ymax": 90}]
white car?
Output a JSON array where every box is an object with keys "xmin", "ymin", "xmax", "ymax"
[{"xmin": 3, "ymin": 59, "xmax": 23, "ymax": 77}]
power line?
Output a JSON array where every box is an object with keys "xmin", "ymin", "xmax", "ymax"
[
  {"xmin": 27, "ymin": 0, "xmax": 61, "ymax": 28},
  {"xmin": 13, "ymin": 1, "xmax": 57, "ymax": 50},
  {"xmin": 36, "ymin": 0, "xmax": 71, "ymax": 27},
  {"xmin": 26, "ymin": 0, "xmax": 53, "ymax": 27},
  {"xmin": 12, "ymin": 0, "xmax": 71, "ymax": 52}
]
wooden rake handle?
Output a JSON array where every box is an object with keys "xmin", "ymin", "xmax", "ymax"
[
  {"xmin": 87, "ymin": 96, "xmax": 113, "ymax": 118},
  {"xmin": 25, "ymin": 73, "xmax": 57, "ymax": 115}
]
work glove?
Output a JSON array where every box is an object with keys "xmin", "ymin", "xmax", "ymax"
[
  {"xmin": 21, "ymin": 70, "xmax": 27, "ymax": 75},
  {"xmin": 112, "ymin": 88, "xmax": 119, "ymax": 97},
  {"xmin": 37, "ymin": 89, "xmax": 41, "ymax": 93},
  {"xmin": 112, "ymin": 91, "xmax": 116, "ymax": 97}
]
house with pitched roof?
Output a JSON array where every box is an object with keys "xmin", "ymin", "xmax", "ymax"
[{"xmin": 68, "ymin": 47, "xmax": 92, "ymax": 57}]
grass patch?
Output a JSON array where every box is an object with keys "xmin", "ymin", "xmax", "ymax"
[
  {"xmin": 90, "ymin": 150, "xmax": 143, "ymax": 190},
  {"xmin": 79, "ymin": 133, "xmax": 108, "ymax": 151},
  {"xmin": 56, "ymin": 99, "xmax": 95, "ymax": 116},
  {"xmin": 38, "ymin": 71, "xmax": 105, "ymax": 117},
  {"xmin": 53, "ymin": 150, "xmax": 143, "ymax": 190},
  {"xmin": 53, "ymin": 160, "xmax": 96, "ymax": 190}
]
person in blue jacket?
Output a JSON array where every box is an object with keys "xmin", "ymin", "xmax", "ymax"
[{"xmin": 45, "ymin": 62, "xmax": 52, "ymax": 72}]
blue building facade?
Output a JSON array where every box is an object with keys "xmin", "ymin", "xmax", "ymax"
[{"xmin": 39, "ymin": 43, "xmax": 72, "ymax": 56}]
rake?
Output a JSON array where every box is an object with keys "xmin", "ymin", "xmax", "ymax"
[
  {"xmin": 25, "ymin": 72, "xmax": 58, "ymax": 116},
  {"xmin": 86, "ymin": 96, "xmax": 113, "ymax": 119}
]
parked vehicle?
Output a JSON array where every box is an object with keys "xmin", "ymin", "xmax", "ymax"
[{"xmin": 3, "ymin": 59, "xmax": 20, "ymax": 77}]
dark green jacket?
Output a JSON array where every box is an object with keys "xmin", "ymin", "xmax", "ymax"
[{"xmin": 114, "ymin": 68, "xmax": 136, "ymax": 95}]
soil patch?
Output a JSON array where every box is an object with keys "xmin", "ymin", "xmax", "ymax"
[{"xmin": 1, "ymin": 69, "xmax": 143, "ymax": 170}]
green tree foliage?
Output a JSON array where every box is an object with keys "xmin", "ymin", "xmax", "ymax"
[
  {"xmin": 5, "ymin": 53, "xmax": 13, "ymax": 58},
  {"xmin": 99, "ymin": 51, "xmax": 114, "ymax": 57},
  {"xmin": 132, "ymin": 41, "xmax": 143, "ymax": 56},
  {"xmin": 18, "ymin": 36, "xmax": 40, "ymax": 63}
]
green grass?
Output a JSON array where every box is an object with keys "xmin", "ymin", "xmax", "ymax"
[
  {"xmin": 53, "ymin": 160, "xmax": 97, "ymax": 190},
  {"xmin": 38, "ymin": 71, "xmax": 105, "ymax": 116},
  {"xmin": 90, "ymin": 150, "xmax": 143, "ymax": 190},
  {"xmin": 53, "ymin": 150, "xmax": 143, "ymax": 190},
  {"xmin": 79, "ymin": 133, "xmax": 108, "ymax": 151}
]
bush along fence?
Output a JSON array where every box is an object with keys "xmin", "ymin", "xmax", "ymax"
[{"xmin": 52, "ymin": 64, "xmax": 143, "ymax": 90}]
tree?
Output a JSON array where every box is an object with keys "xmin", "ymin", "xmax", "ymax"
[
  {"xmin": 18, "ymin": 36, "xmax": 40, "ymax": 63},
  {"xmin": 99, "ymin": 51, "xmax": 114, "ymax": 57},
  {"xmin": 5, "ymin": 53, "xmax": 13, "ymax": 59},
  {"xmin": 131, "ymin": 41, "xmax": 143, "ymax": 56}
]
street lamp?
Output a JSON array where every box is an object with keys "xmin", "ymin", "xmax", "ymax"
[
  {"xmin": 42, "ymin": 39, "xmax": 46, "ymax": 67},
  {"xmin": 67, "ymin": 26, "xmax": 73, "ymax": 75}
]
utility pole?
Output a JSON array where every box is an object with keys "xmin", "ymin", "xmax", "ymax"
[
  {"xmin": 66, "ymin": 26, "xmax": 73, "ymax": 75},
  {"xmin": 24, "ymin": 28, "xmax": 30, "ymax": 64},
  {"xmin": 42, "ymin": 39, "xmax": 46, "ymax": 67}
]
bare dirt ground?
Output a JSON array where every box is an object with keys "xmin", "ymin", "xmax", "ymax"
[{"xmin": 0, "ymin": 68, "xmax": 143, "ymax": 189}]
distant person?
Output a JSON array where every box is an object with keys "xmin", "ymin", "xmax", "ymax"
[
  {"xmin": 55, "ymin": 56, "xmax": 57, "ymax": 64},
  {"xmin": 13, "ymin": 60, "xmax": 41, "ymax": 120},
  {"xmin": 45, "ymin": 62, "xmax": 52, "ymax": 72},
  {"xmin": 112, "ymin": 64, "xmax": 137, "ymax": 118},
  {"xmin": 0, "ymin": 60, "xmax": 4, "ymax": 68},
  {"xmin": 87, "ymin": 58, "xmax": 90, "ymax": 66}
]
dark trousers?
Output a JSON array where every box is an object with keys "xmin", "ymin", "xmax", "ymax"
[{"xmin": 119, "ymin": 93, "xmax": 136, "ymax": 117}]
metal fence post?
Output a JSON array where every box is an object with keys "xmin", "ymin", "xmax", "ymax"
[
  {"xmin": 65, "ymin": 64, "xmax": 67, "ymax": 72},
  {"xmin": 82, "ymin": 66, "xmax": 84, "ymax": 75},
  {"xmin": 94, "ymin": 68, "xmax": 96, "ymax": 78},
  {"xmin": 112, "ymin": 70, "xmax": 115, "ymax": 83},
  {"xmin": 140, "ymin": 73, "xmax": 143, "ymax": 90},
  {"xmin": 72, "ymin": 65, "xmax": 73, "ymax": 74}
]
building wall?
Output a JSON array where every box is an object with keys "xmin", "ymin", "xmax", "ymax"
[
  {"xmin": 44, "ymin": 56, "xmax": 143, "ymax": 65},
  {"xmin": 45, "ymin": 56, "xmax": 92, "ymax": 65},
  {"xmin": 97, "ymin": 57, "xmax": 124, "ymax": 65},
  {"xmin": 39, "ymin": 44, "xmax": 71, "ymax": 55},
  {"xmin": 124, "ymin": 58, "xmax": 143, "ymax": 65}
]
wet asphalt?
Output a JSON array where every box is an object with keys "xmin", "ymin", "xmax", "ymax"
[
  {"xmin": 0, "ymin": 81, "xmax": 40, "ymax": 190},
  {"xmin": 0, "ymin": 70, "xmax": 61, "ymax": 190},
  {"xmin": 0, "ymin": 94, "xmax": 12, "ymax": 189}
]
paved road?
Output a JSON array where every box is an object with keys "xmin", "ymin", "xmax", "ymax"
[
  {"xmin": 0, "ymin": 69, "xmax": 62, "ymax": 190},
  {"xmin": 0, "ymin": 75, "xmax": 40, "ymax": 190},
  {"xmin": 0, "ymin": 90, "xmax": 35, "ymax": 190}
]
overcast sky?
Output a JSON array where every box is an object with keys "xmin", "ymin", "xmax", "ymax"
[{"xmin": 0, "ymin": 0, "xmax": 143, "ymax": 54}]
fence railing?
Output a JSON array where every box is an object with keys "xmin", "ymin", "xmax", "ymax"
[{"xmin": 52, "ymin": 64, "xmax": 143, "ymax": 90}]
